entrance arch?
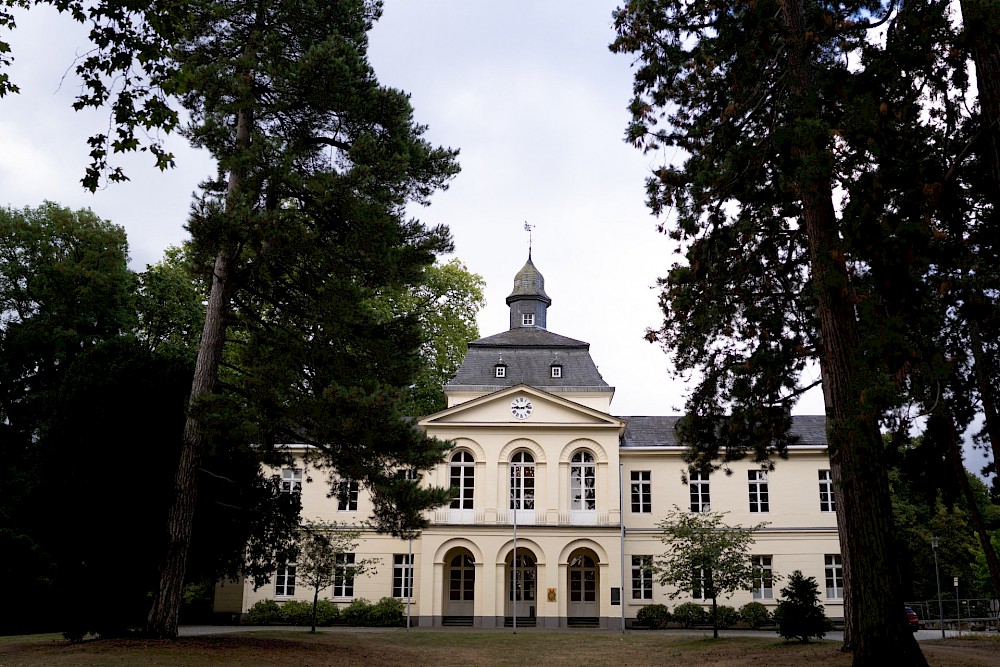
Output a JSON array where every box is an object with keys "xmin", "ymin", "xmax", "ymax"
[
  {"xmin": 444, "ymin": 549, "xmax": 476, "ymax": 621},
  {"xmin": 505, "ymin": 547, "xmax": 538, "ymax": 622},
  {"xmin": 567, "ymin": 548, "xmax": 599, "ymax": 620}
]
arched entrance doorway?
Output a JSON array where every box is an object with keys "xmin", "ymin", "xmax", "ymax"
[
  {"xmin": 567, "ymin": 549, "xmax": 599, "ymax": 624},
  {"xmin": 444, "ymin": 550, "xmax": 475, "ymax": 625},
  {"xmin": 505, "ymin": 548, "xmax": 537, "ymax": 625}
]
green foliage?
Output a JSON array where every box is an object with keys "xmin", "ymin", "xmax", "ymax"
[
  {"xmin": 375, "ymin": 259, "xmax": 486, "ymax": 416},
  {"xmin": 710, "ymin": 604, "xmax": 738, "ymax": 629},
  {"xmin": 369, "ymin": 597, "xmax": 406, "ymax": 627},
  {"xmin": 293, "ymin": 521, "xmax": 377, "ymax": 630},
  {"xmin": 279, "ymin": 600, "xmax": 314, "ymax": 626},
  {"xmin": 774, "ymin": 571, "xmax": 830, "ymax": 643},
  {"xmin": 672, "ymin": 602, "xmax": 707, "ymax": 628},
  {"xmin": 654, "ymin": 506, "xmax": 767, "ymax": 600},
  {"xmin": 738, "ymin": 602, "xmax": 772, "ymax": 629},
  {"xmin": 313, "ymin": 599, "xmax": 342, "ymax": 627},
  {"xmin": 0, "ymin": 1, "xmax": 184, "ymax": 188},
  {"xmin": 341, "ymin": 598, "xmax": 373, "ymax": 626},
  {"xmin": 635, "ymin": 604, "xmax": 671, "ymax": 629},
  {"xmin": 246, "ymin": 599, "xmax": 283, "ymax": 625}
]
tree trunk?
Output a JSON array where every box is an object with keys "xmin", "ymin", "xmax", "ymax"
[
  {"xmin": 146, "ymin": 104, "xmax": 252, "ymax": 638},
  {"xmin": 961, "ymin": 0, "xmax": 1000, "ymax": 188},
  {"xmin": 968, "ymin": 316, "xmax": 1000, "ymax": 475},
  {"xmin": 941, "ymin": 410, "xmax": 1000, "ymax": 599},
  {"xmin": 777, "ymin": 0, "xmax": 927, "ymax": 664},
  {"xmin": 711, "ymin": 594, "xmax": 718, "ymax": 640},
  {"xmin": 312, "ymin": 588, "xmax": 319, "ymax": 633}
]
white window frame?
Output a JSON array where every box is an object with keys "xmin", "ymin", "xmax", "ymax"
[
  {"xmin": 631, "ymin": 555, "xmax": 653, "ymax": 600},
  {"xmin": 752, "ymin": 555, "xmax": 773, "ymax": 600},
  {"xmin": 510, "ymin": 451, "xmax": 535, "ymax": 511},
  {"xmin": 748, "ymin": 470, "xmax": 769, "ymax": 513},
  {"xmin": 275, "ymin": 563, "xmax": 296, "ymax": 597},
  {"xmin": 570, "ymin": 451, "xmax": 596, "ymax": 511},
  {"xmin": 819, "ymin": 470, "xmax": 836, "ymax": 512},
  {"xmin": 689, "ymin": 471, "xmax": 710, "ymax": 512},
  {"xmin": 691, "ymin": 567, "xmax": 707, "ymax": 599},
  {"xmin": 495, "ymin": 364, "xmax": 506, "ymax": 378},
  {"xmin": 393, "ymin": 553, "xmax": 413, "ymax": 599},
  {"xmin": 333, "ymin": 553, "xmax": 356, "ymax": 598},
  {"xmin": 449, "ymin": 451, "xmax": 475, "ymax": 510},
  {"xmin": 280, "ymin": 468, "xmax": 302, "ymax": 494},
  {"xmin": 825, "ymin": 554, "xmax": 844, "ymax": 599},
  {"xmin": 522, "ymin": 312, "xmax": 534, "ymax": 326},
  {"xmin": 630, "ymin": 470, "xmax": 651, "ymax": 513},
  {"xmin": 337, "ymin": 479, "xmax": 359, "ymax": 511},
  {"xmin": 550, "ymin": 364, "xmax": 562, "ymax": 378}
]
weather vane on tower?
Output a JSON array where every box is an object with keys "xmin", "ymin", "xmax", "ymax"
[{"xmin": 524, "ymin": 222, "xmax": 534, "ymax": 259}]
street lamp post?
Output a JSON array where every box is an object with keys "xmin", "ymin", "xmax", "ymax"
[{"xmin": 931, "ymin": 536, "xmax": 945, "ymax": 639}]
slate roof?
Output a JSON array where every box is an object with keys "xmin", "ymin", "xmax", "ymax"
[
  {"xmin": 445, "ymin": 327, "xmax": 611, "ymax": 390},
  {"xmin": 618, "ymin": 415, "xmax": 828, "ymax": 447}
]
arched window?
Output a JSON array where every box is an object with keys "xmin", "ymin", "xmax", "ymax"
[
  {"xmin": 450, "ymin": 451, "xmax": 475, "ymax": 510},
  {"xmin": 509, "ymin": 451, "xmax": 535, "ymax": 510},
  {"xmin": 570, "ymin": 451, "xmax": 596, "ymax": 511}
]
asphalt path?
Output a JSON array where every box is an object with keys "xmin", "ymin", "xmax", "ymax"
[{"xmin": 178, "ymin": 625, "xmax": 992, "ymax": 641}]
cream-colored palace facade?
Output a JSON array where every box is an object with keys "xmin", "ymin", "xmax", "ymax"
[{"xmin": 214, "ymin": 256, "xmax": 843, "ymax": 628}]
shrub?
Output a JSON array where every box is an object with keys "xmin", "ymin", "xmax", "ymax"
[
  {"xmin": 672, "ymin": 602, "xmax": 708, "ymax": 628},
  {"xmin": 774, "ymin": 571, "xmax": 831, "ymax": 642},
  {"xmin": 710, "ymin": 604, "xmax": 738, "ymax": 629},
  {"xmin": 246, "ymin": 599, "xmax": 283, "ymax": 625},
  {"xmin": 739, "ymin": 602, "xmax": 772, "ymax": 629},
  {"xmin": 342, "ymin": 598, "xmax": 373, "ymax": 626},
  {"xmin": 314, "ymin": 599, "xmax": 341, "ymax": 626},
  {"xmin": 370, "ymin": 597, "xmax": 406, "ymax": 627},
  {"xmin": 280, "ymin": 600, "xmax": 314, "ymax": 626},
  {"xmin": 636, "ymin": 604, "xmax": 671, "ymax": 629}
]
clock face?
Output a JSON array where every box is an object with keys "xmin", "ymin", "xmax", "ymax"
[{"xmin": 510, "ymin": 396, "xmax": 533, "ymax": 420}]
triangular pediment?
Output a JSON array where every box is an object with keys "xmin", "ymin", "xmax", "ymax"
[{"xmin": 419, "ymin": 385, "xmax": 623, "ymax": 429}]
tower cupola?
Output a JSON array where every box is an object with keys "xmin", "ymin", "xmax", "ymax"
[{"xmin": 506, "ymin": 253, "xmax": 551, "ymax": 330}]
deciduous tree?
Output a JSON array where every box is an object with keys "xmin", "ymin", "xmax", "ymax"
[{"xmin": 653, "ymin": 505, "xmax": 767, "ymax": 639}]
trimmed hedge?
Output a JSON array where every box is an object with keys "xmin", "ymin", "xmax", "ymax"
[
  {"xmin": 636, "ymin": 604, "xmax": 671, "ymax": 629},
  {"xmin": 672, "ymin": 602, "xmax": 707, "ymax": 628},
  {"xmin": 710, "ymin": 604, "xmax": 738, "ymax": 629},
  {"xmin": 739, "ymin": 602, "xmax": 772, "ymax": 629}
]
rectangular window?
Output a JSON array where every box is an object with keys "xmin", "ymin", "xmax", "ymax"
[
  {"xmin": 333, "ymin": 553, "xmax": 356, "ymax": 597},
  {"xmin": 825, "ymin": 554, "xmax": 843, "ymax": 598},
  {"xmin": 275, "ymin": 564, "xmax": 296, "ymax": 596},
  {"xmin": 753, "ymin": 555, "xmax": 774, "ymax": 600},
  {"xmin": 691, "ymin": 567, "xmax": 706, "ymax": 599},
  {"xmin": 748, "ymin": 470, "xmax": 769, "ymax": 513},
  {"xmin": 280, "ymin": 468, "xmax": 302, "ymax": 493},
  {"xmin": 522, "ymin": 312, "xmax": 534, "ymax": 326},
  {"xmin": 631, "ymin": 555, "xmax": 653, "ymax": 600},
  {"xmin": 819, "ymin": 470, "xmax": 836, "ymax": 512},
  {"xmin": 393, "ymin": 554, "xmax": 413, "ymax": 598},
  {"xmin": 630, "ymin": 470, "xmax": 651, "ymax": 513},
  {"xmin": 495, "ymin": 365, "xmax": 506, "ymax": 378},
  {"xmin": 551, "ymin": 365, "xmax": 562, "ymax": 378},
  {"xmin": 337, "ymin": 479, "xmax": 359, "ymax": 511},
  {"xmin": 689, "ymin": 471, "xmax": 710, "ymax": 512}
]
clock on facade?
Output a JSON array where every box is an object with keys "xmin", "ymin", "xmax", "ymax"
[{"xmin": 510, "ymin": 396, "xmax": 533, "ymax": 420}]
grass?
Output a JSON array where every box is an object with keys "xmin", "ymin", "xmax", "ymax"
[{"xmin": 0, "ymin": 629, "xmax": 996, "ymax": 666}]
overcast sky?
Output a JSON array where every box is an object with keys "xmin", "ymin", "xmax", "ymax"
[{"xmin": 9, "ymin": 0, "xmax": 980, "ymax": 452}]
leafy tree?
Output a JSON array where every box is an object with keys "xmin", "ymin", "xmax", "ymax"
[
  {"xmin": 775, "ymin": 570, "xmax": 830, "ymax": 643},
  {"xmin": 0, "ymin": 0, "xmax": 186, "ymax": 188},
  {"xmin": 653, "ymin": 505, "xmax": 767, "ymax": 638},
  {"xmin": 375, "ymin": 259, "xmax": 486, "ymax": 416},
  {"xmin": 294, "ymin": 520, "xmax": 377, "ymax": 633},
  {"xmin": 145, "ymin": 0, "xmax": 460, "ymax": 637},
  {"xmin": 610, "ymin": 1, "xmax": 984, "ymax": 662},
  {"xmin": 135, "ymin": 245, "xmax": 205, "ymax": 361}
]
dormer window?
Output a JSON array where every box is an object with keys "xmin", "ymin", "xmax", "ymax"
[
  {"xmin": 495, "ymin": 364, "xmax": 507, "ymax": 378},
  {"xmin": 522, "ymin": 313, "xmax": 535, "ymax": 326},
  {"xmin": 551, "ymin": 364, "xmax": 562, "ymax": 378}
]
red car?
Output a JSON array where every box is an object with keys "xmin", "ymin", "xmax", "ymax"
[{"xmin": 905, "ymin": 607, "xmax": 920, "ymax": 632}]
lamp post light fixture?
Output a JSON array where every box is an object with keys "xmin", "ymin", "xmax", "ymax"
[{"xmin": 931, "ymin": 536, "xmax": 945, "ymax": 639}]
